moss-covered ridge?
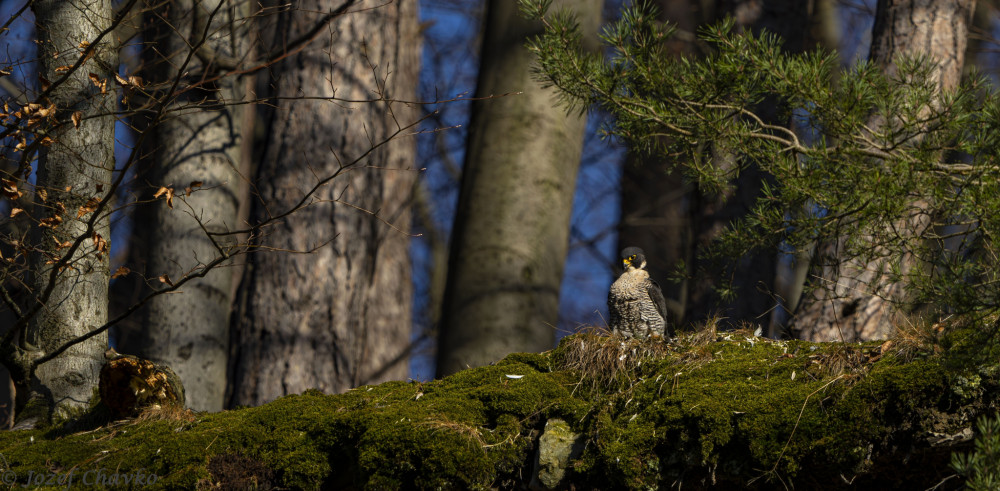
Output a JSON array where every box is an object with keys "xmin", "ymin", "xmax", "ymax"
[{"xmin": 0, "ymin": 330, "xmax": 994, "ymax": 489}]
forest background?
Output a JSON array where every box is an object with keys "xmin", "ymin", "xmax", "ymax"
[{"xmin": 0, "ymin": 0, "xmax": 998, "ymax": 426}]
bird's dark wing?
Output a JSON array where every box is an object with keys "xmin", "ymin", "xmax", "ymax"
[{"xmin": 647, "ymin": 278, "xmax": 668, "ymax": 322}]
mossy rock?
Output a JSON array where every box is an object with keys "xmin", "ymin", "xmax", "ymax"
[{"xmin": 0, "ymin": 331, "xmax": 995, "ymax": 489}]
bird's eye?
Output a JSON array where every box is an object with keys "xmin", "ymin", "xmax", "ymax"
[{"xmin": 630, "ymin": 255, "xmax": 636, "ymax": 260}]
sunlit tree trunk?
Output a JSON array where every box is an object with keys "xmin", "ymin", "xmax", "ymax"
[
  {"xmin": 113, "ymin": 0, "xmax": 249, "ymax": 412},
  {"xmin": 21, "ymin": 0, "xmax": 117, "ymax": 423},
  {"xmin": 436, "ymin": 0, "xmax": 602, "ymax": 376},
  {"xmin": 229, "ymin": 0, "xmax": 419, "ymax": 406},
  {"xmin": 794, "ymin": 0, "xmax": 975, "ymax": 341}
]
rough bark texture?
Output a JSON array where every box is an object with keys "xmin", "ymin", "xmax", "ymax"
[
  {"xmin": 435, "ymin": 0, "xmax": 602, "ymax": 377},
  {"xmin": 114, "ymin": 0, "xmax": 247, "ymax": 412},
  {"xmin": 25, "ymin": 0, "xmax": 116, "ymax": 421},
  {"xmin": 794, "ymin": 0, "xmax": 975, "ymax": 342},
  {"xmin": 228, "ymin": 0, "xmax": 418, "ymax": 406}
]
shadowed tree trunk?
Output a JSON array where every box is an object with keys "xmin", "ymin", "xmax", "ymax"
[
  {"xmin": 115, "ymin": 0, "xmax": 249, "ymax": 412},
  {"xmin": 617, "ymin": 0, "xmax": 704, "ymax": 328},
  {"xmin": 436, "ymin": 0, "xmax": 602, "ymax": 376},
  {"xmin": 618, "ymin": 0, "xmax": 811, "ymax": 330},
  {"xmin": 228, "ymin": 0, "xmax": 419, "ymax": 406},
  {"xmin": 794, "ymin": 0, "xmax": 975, "ymax": 341},
  {"xmin": 19, "ymin": 0, "xmax": 117, "ymax": 423},
  {"xmin": 689, "ymin": 1, "xmax": 812, "ymax": 326}
]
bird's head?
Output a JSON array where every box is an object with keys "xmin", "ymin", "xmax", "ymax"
[{"xmin": 620, "ymin": 247, "xmax": 647, "ymax": 271}]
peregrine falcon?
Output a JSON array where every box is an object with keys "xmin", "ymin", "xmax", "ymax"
[{"xmin": 608, "ymin": 247, "xmax": 669, "ymax": 338}]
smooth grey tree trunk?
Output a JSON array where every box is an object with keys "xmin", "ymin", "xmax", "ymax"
[
  {"xmin": 229, "ymin": 0, "xmax": 419, "ymax": 406},
  {"xmin": 114, "ymin": 0, "xmax": 248, "ymax": 412},
  {"xmin": 794, "ymin": 0, "xmax": 975, "ymax": 341},
  {"xmin": 436, "ymin": 0, "xmax": 602, "ymax": 376},
  {"xmin": 24, "ymin": 0, "xmax": 116, "ymax": 422}
]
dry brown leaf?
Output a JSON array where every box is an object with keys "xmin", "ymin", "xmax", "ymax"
[
  {"xmin": 154, "ymin": 186, "xmax": 175, "ymax": 208},
  {"xmin": 88, "ymin": 73, "xmax": 107, "ymax": 94},
  {"xmin": 36, "ymin": 104, "xmax": 55, "ymax": 118},
  {"xmin": 54, "ymin": 65, "xmax": 72, "ymax": 73},
  {"xmin": 40, "ymin": 215, "xmax": 63, "ymax": 228},
  {"xmin": 71, "ymin": 111, "xmax": 82, "ymax": 128},
  {"xmin": 1, "ymin": 178, "xmax": 22, "ymax": 199},
  {"xmin": 37, "ymin": 188, "xmax": 47, "ymax": 202},
  {"xmin": 52, "ymin": 236, "xmax": 72, "ymax": 250},
  {"xmin": 38, "ymin": 136, "xmax": 54, "ymax": 147},
  {"xmin": 77, "ymin": 196, "xmax": 100, "ymax": 218},
  {"xmin": 92, "ymin": 232, "xmax": 108, "ymax": 255},
  {"xmin": 184, "ymin": 181, "xmax": 203, "ymax": 196},
  {"xmin": 158, "ymin": 274, "xmax": 174, "ymax": 287},
  {"xmin": 111, "ymin": 266, "xmax": 130, "ymax": 279},
  {"xmin": 9, "ymin": 208, "xmax": 23, "ymax": 218}
]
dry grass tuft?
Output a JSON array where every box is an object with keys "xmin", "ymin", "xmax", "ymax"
[
  {"xmin": 804, "ymin": 344, "xmax": 875, "ymax": 380},
  {"xmin": 887, "ymin": 314, "xmax": 951, "ymax": 361},
  {"xmin": 679, "ymin": 314, "xmax": 722, "ymax": 348},
  {"xmin": 557, "ymin": 326, "xmax": 675, "ymax": 394},
  {"xmin": 134, "ymin": 403, "xmax": 196, "ymax": 423},
  {"xmin": 420, "ymin": 418, "xmax": 489, "ymax": 453}
]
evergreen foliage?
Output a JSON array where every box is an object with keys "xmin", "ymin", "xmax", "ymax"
[
  {"xmin": 952, "ymin": 413, "xmax": 1000, "ymax": 490},
  {"xmin": 522, "ymin": 0, "xmax": 1000, "ymax": 319}
]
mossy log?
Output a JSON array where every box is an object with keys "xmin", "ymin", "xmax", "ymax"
[{"xmin": 0, "ymin": 329, "xmax": 996, "ymax": 489}]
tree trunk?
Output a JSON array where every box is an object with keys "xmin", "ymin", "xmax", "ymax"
[
  {"xmin": 228, "ymin": 0, "xmax": 419, "ymax": 406},
  {"xmin": 617, "ymin": 0, "xmax": 704, "ymax": 327},
  {"xmin": 618, "ymin": 0, "xmax": 811, "ymax": 329},
  {"xmin": 436, "ymin": 0, "xmax": 602, "ymax": 377},
  {"xmin": 113, "ymin": 0, "xmax": 248, "ymax": 412},
  {"xmin": 793, "ymin": 0, "xmax": 975, "ymax": 341},
  {"xmin": 23, "ymin": 0, "xmax": 116, "ymax": 422}
]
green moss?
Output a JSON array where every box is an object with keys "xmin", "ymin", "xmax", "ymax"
[
  {"xmin": 553, "ymin": 334, "xmax": 973, "ymax": 489},
  {"xmin": 0, "ymin": 333, "xmax": 990, "ymax": 489}
]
